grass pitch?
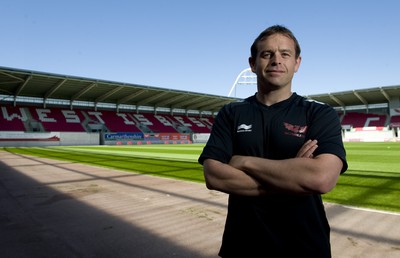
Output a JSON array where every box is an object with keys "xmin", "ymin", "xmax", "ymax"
[
  {"xmin": 323, "ymin": 142, "xmax": 400, "ymax": 213},
  {"xmin": 2, "ymin": 142, "xmax": 400, "ymax": 213}
]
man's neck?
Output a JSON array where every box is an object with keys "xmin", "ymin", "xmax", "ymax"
[{"xmin": 256, "ymin": 89, "xmax": 293, "ymax": 106}]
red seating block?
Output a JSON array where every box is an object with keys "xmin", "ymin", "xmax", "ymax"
[
  {"xmin": 342, "ymin": 112, "xmax": 386, "ymax": 128},
  {"xmin": 0, "ymin": 106, "xmax": 27, "ymax": 131}
]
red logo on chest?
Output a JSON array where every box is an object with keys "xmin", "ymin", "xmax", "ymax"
[{"xmin": 283, "ymin": 122, "xmax": 307, "ymax": 138}]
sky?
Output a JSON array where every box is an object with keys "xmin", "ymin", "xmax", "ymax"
[{"xmin": 1, "ymin": 0, "xmax": 400, "ymax": 99}]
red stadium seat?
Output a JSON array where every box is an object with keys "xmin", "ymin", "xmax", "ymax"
[
  {"xmin": 0, "ymin": 105, "xmax": 27, "ymax": 131},
  {"xmin": 341, "ymin": 112, "xmax": 386, "ymax": 128}
]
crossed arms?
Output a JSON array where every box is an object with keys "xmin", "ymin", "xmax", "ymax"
[{"xmin": 203, "ymin": 140, "xmax": 343, "ymax": 196}]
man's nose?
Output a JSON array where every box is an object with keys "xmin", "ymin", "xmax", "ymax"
[{"xmin": 270, "ymin": 54, "xmax": 281, "ymax": 65}]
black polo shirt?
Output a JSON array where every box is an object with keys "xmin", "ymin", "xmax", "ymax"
[{"xmin": 199, "ymin": 93, "xmax": 347, "ymax": 258}]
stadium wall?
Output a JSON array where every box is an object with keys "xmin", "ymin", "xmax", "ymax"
[
  {"xmin": 192, "ymin": 133, "xmax": 210, "ymax": 143},
  {"xmin": 0, "ymin": 132, "xmax": 211, "ymax": 147},
  {"xmin": 0, "ymin": 132, "xmax": 100, "ymax": 147},
  {"xmin": 102, "ymin": 132, "xmax": 210, "ymax": 145},
  {"xmin": 342, "ymin": 127, "xmax": 399, "ymax": 142}
]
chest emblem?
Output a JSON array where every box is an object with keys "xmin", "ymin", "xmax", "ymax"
[
  {"xmin": 284, "ymin": 122, "xmax": 307, "ymax": 138},
  {"xmin": 237, "ymin": 124, "xmax": 252, "ymax": 133}
]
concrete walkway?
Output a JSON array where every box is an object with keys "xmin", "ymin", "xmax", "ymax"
[{"xmin": 0, "ymin": 151, "xmax": 399, "ymax": 258}]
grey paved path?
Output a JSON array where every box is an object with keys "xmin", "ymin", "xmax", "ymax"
[{"xmin": 0, "ymin": 151, "xmax": 399, "ymax": 258}]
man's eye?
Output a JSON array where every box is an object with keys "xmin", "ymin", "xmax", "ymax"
[{"xmin": 262, "ymin": 53, "xmax": 272, "ymax": 58}]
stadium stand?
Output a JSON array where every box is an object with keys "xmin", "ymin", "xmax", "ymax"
[
  {"xmin": 1, "ymin": 66, "xmax": 399, "ymax": 144},
  {"xmin": 138, "ymin": 113, "xmax": 178, "ymax": 133},
  {"xmin": 0, "ymin": 105, "xmax": 215, "ymax": 134},
  {"xmin": 341, "ymin": 112, "xmax": 387, "ymax": 129},
  {"xmin": 2, "ymin": 104, "xmax": 400, "ymax": 134},
  {"xmin": 173, "ymin": 115, "xmax": 212, "ymax": 133},
  {"xmin": 0, "ymin": 105, "xmax": 26, "ymax": 131},
  {"xmin": 390, "ymin": 115, "xmax": 400, "ymax": 127},
  {"xmin": 199, "ymin": 116, "xmax": 214, "ymax": 128},
  {"xmin": 110, "ymin": 112, "xmax": 142, "ymax": 132},
  {"xmin": 28, "ymin": 106, "xmax": 86, "ymax": 132}
]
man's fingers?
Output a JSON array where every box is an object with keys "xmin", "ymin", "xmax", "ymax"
[
  {"xmin": 303, "ymin": 144, "xmax": 318, "ymax": 158},
  {"xmin": 297, "ymin": 139, "xmax": 318, "ymax": 158}
]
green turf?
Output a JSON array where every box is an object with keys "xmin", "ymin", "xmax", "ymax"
[
  {"xmin": 1, "ymin": 145, "xmax": 205, "ymax": 183},
  {"xmin": 323, "ymin": 142, "xmax": 400, "ymax": 213},
  {"xmin": 2, "ymin": 142, "xmax": 400, "ymax": 213}
]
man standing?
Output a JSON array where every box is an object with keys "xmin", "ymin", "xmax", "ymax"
[{"xmin": 198, "ymin": 25, "xmax": 347, "ymax": 257}]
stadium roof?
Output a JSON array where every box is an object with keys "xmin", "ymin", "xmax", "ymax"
[
  {"xmin": 1, "ymin": 66, "xmax": 400, "ymax": 112},
  {"xmin": 306, "ymin": 86, "xmax": 400, "ymax": 110},
  {"xmin": 0, "ymin": 66, "xmax": 237, "ymax": 113}
]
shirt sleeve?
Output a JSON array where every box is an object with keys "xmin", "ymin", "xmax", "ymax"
[
  {"xmin": 198, "ymin": 104, "xmax": 234, "ymax": 165},
  {"xmin": 307, "ymin": 104, "xmax": 348, "ymax": 173}
]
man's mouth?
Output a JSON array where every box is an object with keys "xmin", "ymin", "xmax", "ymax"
[{"xmin": 267, "ymin": 70, "xmax": 284, "ymax": 75}]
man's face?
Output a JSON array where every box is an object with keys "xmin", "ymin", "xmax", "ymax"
[{"xmin": 249, "ymin": 34, "xmax": 301, "ymax": 91}]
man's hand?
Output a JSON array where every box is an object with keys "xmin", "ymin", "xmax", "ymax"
[{"xmin": 296, "ymin": 139, "xmax": 318, "ymax": 158}]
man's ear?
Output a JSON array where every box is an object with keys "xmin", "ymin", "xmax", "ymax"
[
  {"xmin": 294, "ymin": 56, "xmax": 302, "ymax": 73},
  {"xmin": 248, "ymin": 57, "xmax": 256, "ymax": 73}
]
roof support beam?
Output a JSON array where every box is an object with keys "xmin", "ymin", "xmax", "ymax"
[
  {"xmin": 0, "ymin": 71, "xmax": 25, "ymax": 82},
  {"xmin": 137, "ymin": 91, "xmax": 170, "ymax": 106},
  {"xmin": 380, "ymin": 87, "xmax": 391, "ymax": 102},
  {"xmin": 13, "ymin": 75, "xmax": 33, "ymax": 106},
  {"xmin": 187, "ymin": 98, "xmax": 224, "ymax": 110},
  {"xmin": 15, "ymin": 75, "xmax": 32, "ymax": 96},
  {"xmin": 175, "ymin": 95, "xmax": 207, "ymax": 108},
  {"xmin": 157, "ymin": 94, "xmax": 188, "ymax": 106},
  {"xmin": 353, "ymin": 90, "xmax": 368, "ymax": 106},
  {"xmin": 71, "ymin": 82, "xmax": 97, "ymax": 101},
  {"xmin": 329, "ymin": 94, "xmax": 345, "ymax": 107},
  {"xmin": 117, "ymin": 89, "xmax": 147, "ymax": 104},
  {"xmin": 44, "ymin": 79, "xmax": 67, "ymax": 99},
  {"xmin": 194, "ymin": 99, "xmax": 233, "ymax": 111},
  {"xmin": 95, "ymin": 86, "xmax": 123, "ymax": 103}
]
